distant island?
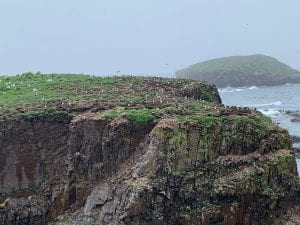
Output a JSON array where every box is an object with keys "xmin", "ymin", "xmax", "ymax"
[{"xmin": 176, "ymin": 54, "xmax": 300, "ymax": 87}]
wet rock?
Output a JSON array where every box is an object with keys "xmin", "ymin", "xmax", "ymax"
[
  {"xmin": 291, "ymin": 135, "xmax": 300, "ymax": 143},
  {"xmin": 284, "ymin": 110, "xmax": 300, "ymax": 123}
]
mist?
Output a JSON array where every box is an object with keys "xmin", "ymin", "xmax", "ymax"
[{"xmin": 1, "ymin": 0, "xmax": 300, "ymax": 76}]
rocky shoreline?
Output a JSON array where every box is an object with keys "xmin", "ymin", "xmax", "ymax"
[{"xmin": 285, "ymin": 110, "xmax": 300, "ymax": 123}]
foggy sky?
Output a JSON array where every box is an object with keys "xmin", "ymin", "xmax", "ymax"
[{"xmin": 1, "ymin": 0, "xmax": 300, "ymax": 76}]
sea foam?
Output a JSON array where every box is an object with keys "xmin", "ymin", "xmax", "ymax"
[
  {"xmin": 246, "ymin": 101, "xmax": 282, "ymax": 108},
  {"xmin": 219, "ymin": 86, "xmax": 258, "ymax": 93}
]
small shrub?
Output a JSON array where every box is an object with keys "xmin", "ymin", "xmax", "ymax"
[
  {"xmin": 101, "ymin": 108, "xmax": 157, "ymax": 124},
  {"xmin": 263, "ymin": 187, "xmax": 274, "ymax": 195},
  {"xmin": 126, "ymin": 109, "xmax": 156, "ymax": 124}
]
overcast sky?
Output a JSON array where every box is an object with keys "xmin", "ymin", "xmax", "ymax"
[{"xmin": 1, "ymin": 0, "xmax": 300, "ymax": 76}]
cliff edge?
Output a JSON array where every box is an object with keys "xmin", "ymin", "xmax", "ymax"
[{"xmin": 0, "ymin": 74, "xmax": 299, "ymax": 225}]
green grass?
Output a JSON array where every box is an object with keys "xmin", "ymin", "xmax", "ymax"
[
  {"xmin": 126, "ymin": 109, "xmax": 156, "ymax": 124},
  {"xmin": 0, "ymin": 73, "xmax": 220, "ymax": 118},
  {"xmin": 256, "ymin": 115, "xmax": 272, "ymax": 123},
  {"xmin": 0, "ymin": 73, "xmax": 140, "ymax": 108},
  {"xmin": 177, "ymin": 111, "xmax": 272, "ymax": 139},
  {"xmin": 177, "ymin": 115, "xmax": 222, "ymax": 126},
  {"xmin": 263, "ymin": 187, "xmax": 274, "ymax": 195},
  {"xmin": 22, "ymin": 108, "xmax": 74, "ymax": 121},
  {"xmin": 276, "ymin": 151, "xmax": 295, "ymax": 172},
  {"xmin": 101, "ymin": 108, "xmax": 157, "ymax": 124}
]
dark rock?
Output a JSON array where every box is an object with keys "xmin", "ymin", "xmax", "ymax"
[
  {"xmin": 0, "ymin": 77, "xmax": 299, "ymax": 225},
  {"xmin": 291, "ymin": 135, "xmax": 300, "ymax": 143}
]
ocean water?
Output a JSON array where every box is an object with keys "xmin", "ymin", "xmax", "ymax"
[{"xmin": 219, "ymin": 83, "xmax": 300, "ymax": 173}]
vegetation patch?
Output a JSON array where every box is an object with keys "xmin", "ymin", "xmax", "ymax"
[
  {"xmin": 23, "ymin": 108, "xmax": 74, "ymax": 121},
  {"xmin": 101, "ymin": 108, "xmax": 121, "ymax": 120},
  {"xmin": 263, "ymin": 187, "xmax": 274, "ymax": 195},
  {"xmin": 233, "ymin": 115, "xmax": 270, "ymax": 136},
  {"xmin": 101, "ymin": 107, "xmax": 158, "ymax": 124},
  {"xmin": 275, "ymin": 151, "xmax": 295, "ymax": 172},
  {"xmin": 126, "ymin": 109, "xmax": 156, "ymax": 124},
  {"xmin": 0, "ymin": 73, "xmax": 220, "ymax": 118}
]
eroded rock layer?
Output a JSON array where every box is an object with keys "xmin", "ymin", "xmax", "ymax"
[{"xmin": 0, "ymin": 76, "xmax": 299, "ymax": 225}]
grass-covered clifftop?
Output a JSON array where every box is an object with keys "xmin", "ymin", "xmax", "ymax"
[
  {"xmin": 0, "ymin": 73, "xmax": 220, "ymax": 119},
  {"xmin": 176, "ymin": 54, "xmax": 300, "ymax": 87}
]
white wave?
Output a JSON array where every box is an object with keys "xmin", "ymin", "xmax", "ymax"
[
  {"xmin": 245, "ymin": 101, "xmax": 282, "ymax": 107},
  {"xmin": 258, "ymin": 108, "xmax": 280, "ymax": 116},
  {"xmin": 248, "ymin": 86, "xmax": 258, "ymax": 90},
  {"xmin": 219, "ymin": 85, "xmax": 258, "ymax": 93},
  {"xmin": 293, "ymin": 142, "xmax": 300, "ymax": 148},
  {"xmin": 296, "ymin": 158, "xmax": 300, "ymax": 174},
  {"xmin": 219, "ymin": 87, "xmax": 244, "ymax": 93}
]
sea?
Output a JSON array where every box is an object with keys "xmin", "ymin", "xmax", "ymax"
[{"xmin": 219, "ymin": 83, "xmax": 300, "ymax": 174}]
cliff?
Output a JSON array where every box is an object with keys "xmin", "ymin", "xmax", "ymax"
[
  {"xmin": 175, "ymin": 54, "xmax": 300, "ymax": 87},
  {"xmin": 0, "ymin": 74, "xmax": 299, "ymax": 225}
]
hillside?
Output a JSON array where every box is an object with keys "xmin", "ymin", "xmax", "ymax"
[
  {"xmin": 0, "ymin": 74, "xmax": 299, "ymax": 225},
  {"xmin": 176, "ymin": 54, "xmax": 300, "ymax": 87}
]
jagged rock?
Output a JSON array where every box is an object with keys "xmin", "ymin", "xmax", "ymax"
[{"xmin": 0, "ymin": 76, "xmax": 299, "ymax": 225}]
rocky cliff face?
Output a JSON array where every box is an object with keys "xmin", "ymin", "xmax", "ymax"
[{"xmin": 0, "ymin": 76, "xmax": 299, "ymax": 225}]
